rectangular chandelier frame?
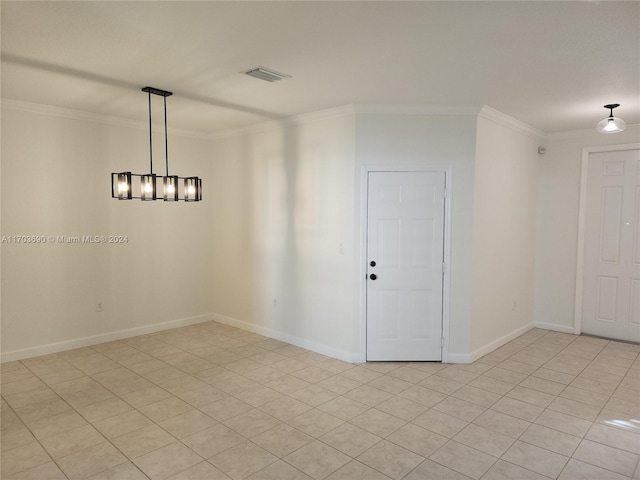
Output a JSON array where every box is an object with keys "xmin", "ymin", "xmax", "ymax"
[{"xmin": 111, "ymin": 172, "xmax": 202, "ymax": 202}]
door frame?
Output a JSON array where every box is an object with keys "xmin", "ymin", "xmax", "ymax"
[
  {"xmin": 357, "ymin": 165, "xmax": 452, "ymax": 363},
  {"xmin": 574, "ymin": 143, "xmax": 640, "ymax": 335}
]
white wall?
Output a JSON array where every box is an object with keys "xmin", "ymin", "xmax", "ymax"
[
  {"xmin": 210, "ymin": 108, "xmax": 484, "ymax": 362},
  {"xmin": 4, "ymin": 98, "xmax": 599, "ymax": 366},
  {"xmin": 209, "ymin": 111, "xmax": 357, "ymax": 360},
  {"xmin": 534, "ymin": 125, "xmax": 640, "ymax": 332},
  {"xmin": 470, "ymin": 110, "xmax": 540, "ymax": 356},
  {"xmin": 1, "ymin": 103, "xmax": 214, "ymax": 360},
  {"xmin": 353, "ymin": 110, "xmax": 478, "ymax": 360}
]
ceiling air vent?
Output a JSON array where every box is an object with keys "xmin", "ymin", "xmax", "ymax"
[{"xmin": 242, "ymin": 66, "xmax": 291, "ymax": 82}]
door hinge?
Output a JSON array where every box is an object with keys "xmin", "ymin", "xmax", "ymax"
[
  {"xmin": 442, "ymin": 262, "xmax": 446, "ymax": 274},
  {"xmin": 444, "ymin": 187, "xmax": 447, "ymax": 199},
  {"xmin": 441, "ymin": 337, "xmax": 444, "ymax": 348}
]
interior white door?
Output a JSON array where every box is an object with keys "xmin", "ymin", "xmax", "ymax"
[
  {"xmin": 366, "ymin": 171, "xmax": 446, "ymax": 361},
  {"xmin": 582, "ymin": 148, "xmax": 640, "ymax": 342}
]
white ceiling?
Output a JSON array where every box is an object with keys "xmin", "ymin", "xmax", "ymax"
[{"xmin": 2, "ymin": 1, "xmax": 638, "ymax": 136}]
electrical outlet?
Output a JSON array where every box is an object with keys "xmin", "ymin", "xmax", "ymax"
[
  {"xmin": 273, "ymin": 299, "xmax": 277, "ymax": 309},
  {"xmin": 96, "ymin": 301, "xmax": 104, "ymax": 312}
]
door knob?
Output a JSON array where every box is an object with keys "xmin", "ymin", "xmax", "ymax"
[{"xmin": 369, "ymin": 274, "xmax": 377, "ymax": 280}]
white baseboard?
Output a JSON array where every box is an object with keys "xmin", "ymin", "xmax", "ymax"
[
  {"xmin": 1, "ymin": 314, "xmax": 213, "ymax": 363},
  {"xmin": 533, "ymin": 321, "xmax": 575, "ymax": 334},
  {"xmin": 2, "ymin": 313, "xmax": 567, "ymax": 366},
  {"xmin": 445, "ymin": 353, "xmax": 473, "ymax": 363},
  {"xmin": 213, "ymin": 313, "xmax": 361, "ymax": 364},
  {"xmin": 466, "ymin": 322, "xmax": 535, "ymax": 364}
]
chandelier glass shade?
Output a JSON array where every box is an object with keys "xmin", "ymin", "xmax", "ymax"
[
  {"xmin": 597, "ymin": 104, "xmax": 626, "ymax": 134},
  {"xmin": 111, "ymin": 87, "xmax": 202, "ymax": 201}
]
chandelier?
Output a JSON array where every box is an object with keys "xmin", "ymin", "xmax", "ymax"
[{"xmin": 111, "ymin": 87, "xmax": 202, "ymax": 202}]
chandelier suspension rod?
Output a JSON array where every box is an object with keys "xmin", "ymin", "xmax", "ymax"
[
  {"xmin": 148, "ymin": 89, "xmax": 153, "ymax": 174},
  {"xmin": 164, "ymin": 95, "xmax": 169, "ymax": 176}
]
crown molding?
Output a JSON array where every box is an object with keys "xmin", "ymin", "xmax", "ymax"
[
  {"xmin": 287, "ymin": 104, "xmax": 356, "ymax": 125},
  {"xmin": 10, "ymin": 97, "xmax": 629, "ymax": 142},
  {"xmin": 210, "ymin": 104, "xmax": 485, "ymax": 140},
  {"xmin": 0, "ymin": 98, "xmax": 214, "ymax": 140},
  {"xmin": 478, "ymin": 105, "xmax": 544, "ymax": 140},
  {"xmin": 353, "ymin": 104, "xmax": 483, "ymax": 116},
  {"xmin": 209, "ymin": 104, "xmax": 357, "ymax": 140},
  {"xmin": 544, "ymin": 123, "xmax": 640, "ymax": 140}
]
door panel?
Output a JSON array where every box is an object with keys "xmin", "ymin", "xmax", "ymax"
[
  {"xmin": 596, "ymin": 276, "xmax": 617, "ymax": 322},
  {"xmin": 599, "ymin": 186, "xmax": 623, "ymax": 263},
  {"xmin": 631, "ymin": 279, "xmax": 640, "ymax": 326},
  {"xmin": 634, "ymin": 186, "xmax": 640, "ymax": 265},
  {"xmin": 366, "ymin": 171, "xmax": 445, "ymax": 361},
  {"xmin": 582, "ymin": 149, "xmax": 640, "ymax": 342}
]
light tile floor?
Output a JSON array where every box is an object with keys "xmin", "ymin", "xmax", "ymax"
[{"xmin": 1, "ymin": 322, "xmax": 639, "ymax": 480}]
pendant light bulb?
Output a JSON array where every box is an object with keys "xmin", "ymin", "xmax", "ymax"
[{"xmin": 597, "ymin": 104, "xmax": 626, "ymax": 134}]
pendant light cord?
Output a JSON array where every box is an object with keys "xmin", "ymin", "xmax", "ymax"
[
  {"xmin": 148, "ymin": 89, "xmax": 153, "ymax": 174},
  {"xmin": 164, "ymin": 95, "xmax": 169, "ymax": 176}
]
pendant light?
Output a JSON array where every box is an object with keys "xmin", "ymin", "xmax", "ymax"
[
  {"xmin": 597, "ymin": 104, "xmax": 626, "ymax": 134},
  {"xmin": 111, "ymin": 87, "xmax": 202, "ymax": 201}
]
